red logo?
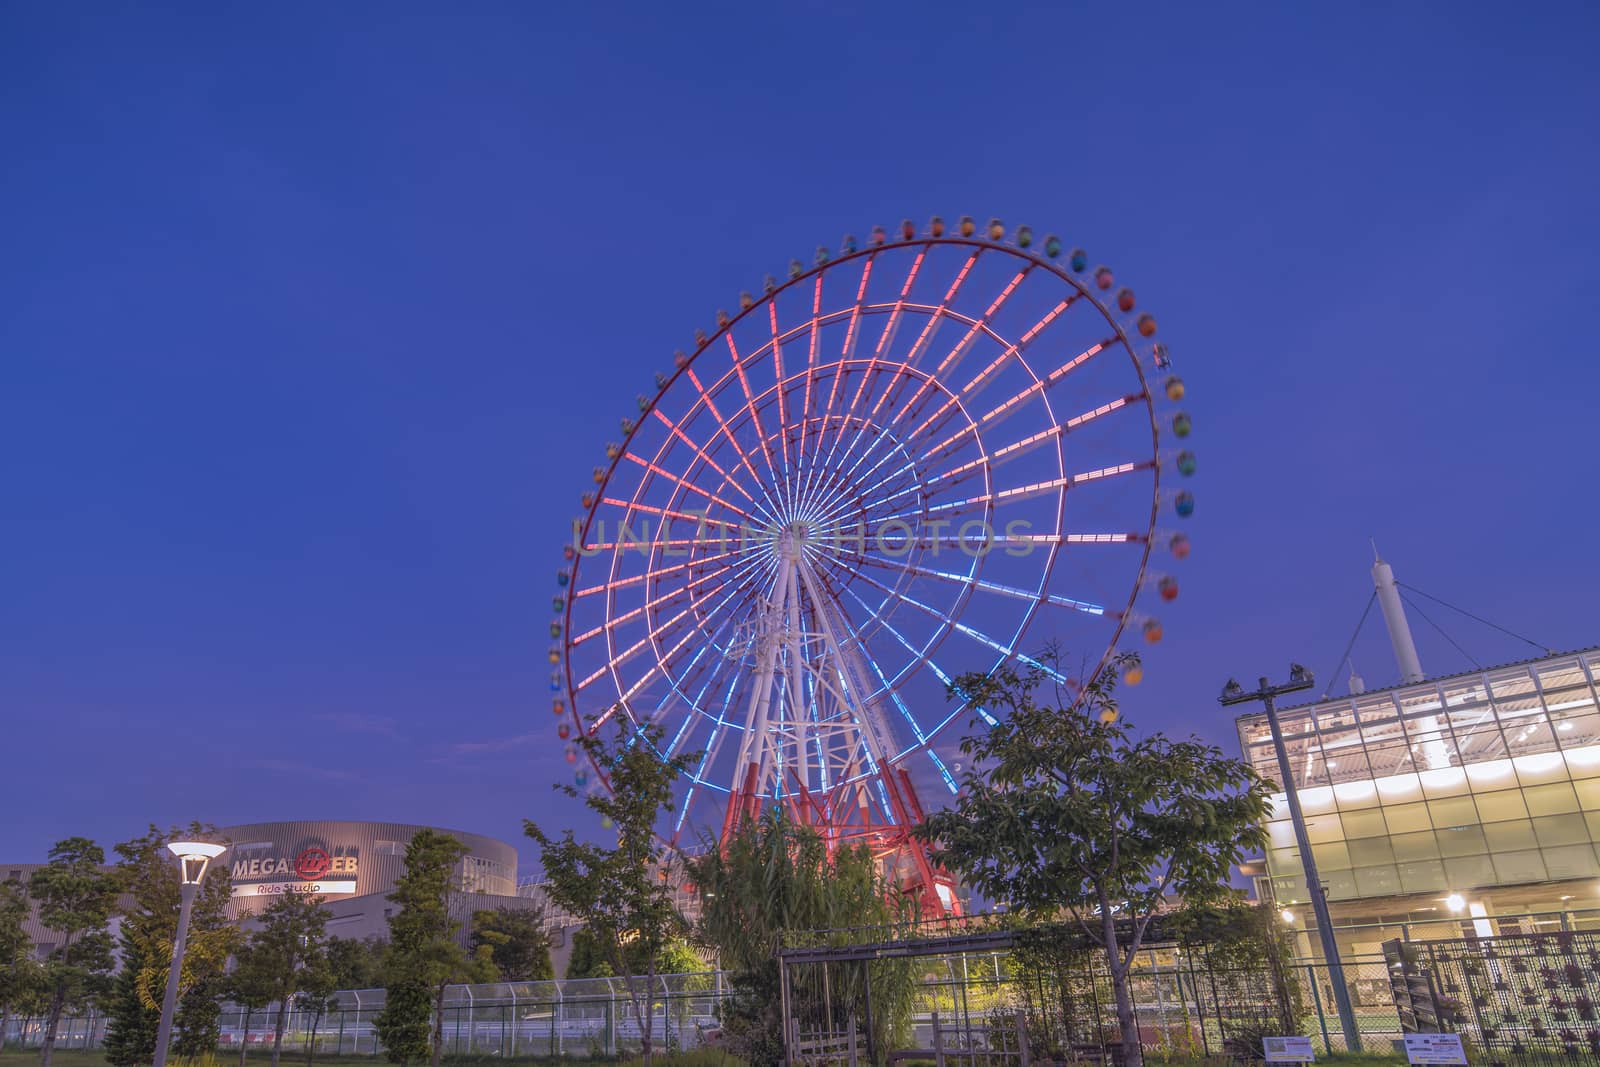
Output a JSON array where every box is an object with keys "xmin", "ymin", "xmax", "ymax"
[{"xmin": 294, "ymin": 848, "xmax": 332, "ymax": 881}]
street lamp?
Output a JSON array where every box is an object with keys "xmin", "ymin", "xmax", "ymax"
[
  {"xmin": 1221, "ymin": 667, "xmax": 1363, "ymax": 1053},
  {"xmin": 153, "ymin": 841, "xmax": 226, "ymax": 1067}
]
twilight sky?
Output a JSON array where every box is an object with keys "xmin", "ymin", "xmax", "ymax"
[{"xmin": 3, "ymin": 2, "xmax": 1598, "ymax": 872}]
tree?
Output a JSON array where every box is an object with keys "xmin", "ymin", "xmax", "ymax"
[
  {"xmin": 104, "ymin": 824, "xmax": 237, "ymax": 1067},
  {"xmin": 325, "ymin": 936, "xmax": 389, "ymax": 990},
  {"xmin": 246, "ymin": 892, "xmax": 331, "ymax": 1067},
  {"xmin": 305, "ymin": 932, "xmax": 393, "ymax": 1062},
  {"xmin": 524, "ymin": 720, "xmax": 697, "ymax": 1067},
  {"xmin": 28, "ymin": 837, "xmax": 118, "ymax": 1067},
  {"xmin": 692, "ymin": 809, "xmax": 913, "ymax": 1067},
  {"xmin": 375, "ymin": 830, "xmax": 493, "ymax": 1067},
  {"xmin": 915, "ymin": 656, "xmax": 1273, "ymax": 1067},
  {"xmin": 0, "ymin": 879, "xmax": 39, "ymax": 1053},
  {"xmin": 293, "ymin": 949, "xmax": 339, "ymax": 1067},
  {"xmin": 563, "ymin": 926, "xmax": 612, "ymax": 980},
  {"xmin": 470, "ymin": 907, "xmax": 553, "ymax": 982},
  {"xmin": 224, "ymin": 947, "xmax": 276, "ymax": 1067}
]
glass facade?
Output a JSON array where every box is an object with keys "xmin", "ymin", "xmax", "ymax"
[{"xmin": 1235, "ymin": 648, "xmax": 1600, "ymax": 908}]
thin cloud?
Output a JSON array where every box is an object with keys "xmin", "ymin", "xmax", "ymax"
[
  {"xmin": 316, "ymin": 712, "xmax": 403, "ymax": 739},
  {"xmin": 440, "ymin": 732, "xmax": 541, "ymax": 758},
  {"xmin": 249, "ymin": 759, "xmax": 366, "ymax": 783}
]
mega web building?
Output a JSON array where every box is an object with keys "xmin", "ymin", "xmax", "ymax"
[{"xmin": 1234, "ymin": 558, "xmax": 1600, "ymax": 966}]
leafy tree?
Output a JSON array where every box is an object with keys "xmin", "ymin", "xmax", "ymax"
[
  {"xmin": 224, "ymin": 947, "xmax": 276, "ymax": 1067},
  {"xmin": 525, "ymin": 719, "xmax": 697, "ymax": 1067},
  {"xmin": 692, "ymin": 809, "xmax": 913, "ymax": 1067},
  {"xmin": 563, "ymin": 926, "xmax": 612, "ymax": 980},
  {"xmin": 324, "ymin": 937, "xmax": 389, "ymax": 991},
  {"xmin": 375, "ymin": 830, "xmax": 494, "ymax": 1067},
  {"xmin": 293, "ymin": 950, "xmax": 339, "ymax": 1067},
  {"xmin": 28, "ymin": 837, "xmax": 118, "ymax": 1067},
  {"xmin": 246, "ymin": 892, "xmax": 331, "ymax": 1067},
  {"xmin": 104, "ymin": 824, "xmax": 237, "ymax": 1067},
  {"xmin": 915, "ymin": 656, "xmax": 1273, "ymax": 1067},
  {"xmin": 470, "ymin": 907, "xmax": 553, "ymax": 982},
  {"xmin": 0, "ymin": 879, "xmax": 40, "ymax": 1053}
]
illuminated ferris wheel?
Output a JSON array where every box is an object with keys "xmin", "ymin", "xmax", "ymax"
[{"xmin": 549, "ymin": 216, "xmax": 1194, "ymax": 912}]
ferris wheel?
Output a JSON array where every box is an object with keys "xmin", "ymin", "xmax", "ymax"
[{"xmin": 549, "ymin": 216, "xmax": 1193, "ymax": 913}]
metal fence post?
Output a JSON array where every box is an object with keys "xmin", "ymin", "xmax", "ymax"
[{"xmin": 1305, "ymin": 964, "xmax": 1331, "ymax": 1053}]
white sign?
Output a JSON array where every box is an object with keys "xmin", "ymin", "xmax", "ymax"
[
  {"xmin": 1263, "ymin": 1036, "xmax": 1316, "ymax": 1062},
  {"xmin": 232, "ymin": 881, "xmax": 360, "ymax": 897},
  {"xmin": 1403, "ymin": 1034, "xmax": 1467, "ymax": 1065}
]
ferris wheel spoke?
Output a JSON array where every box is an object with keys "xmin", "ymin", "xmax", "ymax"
[
  {"xmin": 830, "ymin": 547, "xmax": 1112, "ymax": 622},
  {"xmin": 861, "ymin": 459, "xmax": 1154, "ymax": 527},
  {"xmin": 914, "ymin": 339, "xmax": 1121, "ymax": 460},
  {"xmin": 572, "ymin": 547, "xmax": 753, "ymax": 648},
  {"xmin": 796, "ymin": 274, "xmax": 825, "ymax": 469},
  {"xmin": 805, "ymin": 255, "xmax": 881, "ymax": 498},
  {"xmin": 766, "ymin": 301, "xmax": 793, "ymax": 477},
  {"xmin": 830, "ymin": 250, "xmax": 928, "ymax": 461},
  {"xmin": 824, "ymin": 558, "xmax": 1059, "ymax": 681},
  {"xmin": 894, "ymin": 265, "xmax": 1034, "ymax": 426},
  {"xmin": 648, "ymin": 406, "xmax": 766, "ymax": 514},
  {"xmin": 725, "ymin": 332, "xmax": 785, "ymax": 497},
  {"xmin": 832, "ymin": 577, "xmax": 997, "ymax": 732},
  {"xmin": 901, "ymin": 297, "xmax": 1078, "ymax": 446},
  {"xmin": 925, "ymin": 394, "xmax": 1144, "ymax": 488},
  {"xmin": 621, "ymin": 451, "xmax": 756, "ymax": 522},
  {"xmin": 869, "ymin": 250, "xmax": 981, "ymax": 422},
  {"xmin": 683, "ymin": 366, "xmax": 786, "ymax": 519}
]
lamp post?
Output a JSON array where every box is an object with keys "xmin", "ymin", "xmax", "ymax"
[
  {"xmin": 1221, "ymin": 666, "xmax": 1362, "ymax": 1053},
  {"xmin": 153, "ymin": 841, "xmax": 226, "ymax": 1067}
]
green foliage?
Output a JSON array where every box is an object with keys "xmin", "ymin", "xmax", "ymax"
[
  {"xmin": 376, "ymin": 831, "xmax": 494, "ymax": 1067},
  {"xmin": 915, "ymin": 654, "xmax": 1274, "ymax": 1067},
  {"xmin": 104, "ymin": 824, "xmax": 238, "ymax": 1067},
  {"xmin": 691, "ymin": 809, "xmax": 915, "ymax": 1067},
  {"xmin": 324, "ymin": 937, "xmax": 390, "ymax": 991},
  {"xmin": 29, "ymin": 837, "xmax": 119, "ymax": 1067},
  {"xmin": 563, "ymin": 927, "xmax": 613, "ymax": 980},
  {"xmin": 0, "ymin": 879, "xmax": 39, "ymax": 1050},
  {"xmin": 1169, "ymin": 897, "xmax": 1303, "ymax": 1052},
  {"xmin": 246, "ymin": 891, "xmax": 333, "ymax": 1067},
  {"xmin": 470, "ymin": 907, "xmax": 553, "ymax": 982},
  {"xmin": 525, "ymin": 719, "xmax": 698, "ymax": 1067}
]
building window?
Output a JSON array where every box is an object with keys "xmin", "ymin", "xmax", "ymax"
[{"xmin": 375, "ymin": 840, "xmax": 407, "ymax": 856}]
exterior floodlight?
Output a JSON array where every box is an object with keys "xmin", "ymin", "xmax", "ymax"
[
  {"xmin": 154, "ymin": 840, "xmax": 226, "ymax": 1067},
  {"xmin": 1445, "ymin": 893, "xmax": 1466, "ymax": 912},
  {"xmin": 167, "ymin": 841, "xmax": 226, "ymax": 885},
  {"xmin": 1280, "ymin": 909, "xmax": 1297, "ymax": 925},
  {"xmin": 1219, "ymin": 667, "xmax": 1359, "ymax": 1052},
  {"xmin": 1286, "ymin": 663, "xmax": 1314, "ymax": 690}
]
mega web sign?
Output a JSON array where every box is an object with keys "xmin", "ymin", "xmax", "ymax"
[{"xmin": 230, "ymin": 840, "xmax": 360, "ymax": 897}]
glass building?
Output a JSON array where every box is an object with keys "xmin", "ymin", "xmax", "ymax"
[{"xmin": 1235, "ymin": 647, "xmax": 1600, "ymax": 955}]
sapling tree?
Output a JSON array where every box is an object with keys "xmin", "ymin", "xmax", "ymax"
[{"xmin": 525, "ymin": 720, "xmax": 697, "ymax": 1067}]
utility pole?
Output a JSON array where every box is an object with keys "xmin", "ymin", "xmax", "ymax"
[{"xmin": 1222, "ymin": 666, "xmax": 1362, "ymax": 1052}]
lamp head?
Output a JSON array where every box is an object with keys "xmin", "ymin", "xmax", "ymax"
[
  {"xmin": 1285, "ymin": 663, "xmax": 1315, "ymax": 691},
  {"xmin": 167, "ymin": 841, "xmax": 226, "ymax": 885}
]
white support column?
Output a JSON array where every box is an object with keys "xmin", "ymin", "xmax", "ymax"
[{"xmin": 1372, "ymin": 546, "xmax": 1424, "ymax": 684}]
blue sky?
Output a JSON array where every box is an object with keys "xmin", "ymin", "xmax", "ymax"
[{"xmin": 3, "ymin": 2, "xmax": 1597, "ymax": 869}]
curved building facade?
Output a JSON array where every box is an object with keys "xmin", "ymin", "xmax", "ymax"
[{"xmin": 219, "ymin": 821, "xmax": 517, "ymax": 915}]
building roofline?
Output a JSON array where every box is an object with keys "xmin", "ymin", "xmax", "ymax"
[{"xmin": 1232, "ymin": 645, "xmax": 1599, "ymax": 725}]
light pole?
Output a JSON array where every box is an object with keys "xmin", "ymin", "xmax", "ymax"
[
  {"xmin": 1221, "ymin": 666, "xmax": 1362, "ymax": 1053},
  {"xmin": 153, "ymin": 841, "xmax": 226, "ymax": 1067}
]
